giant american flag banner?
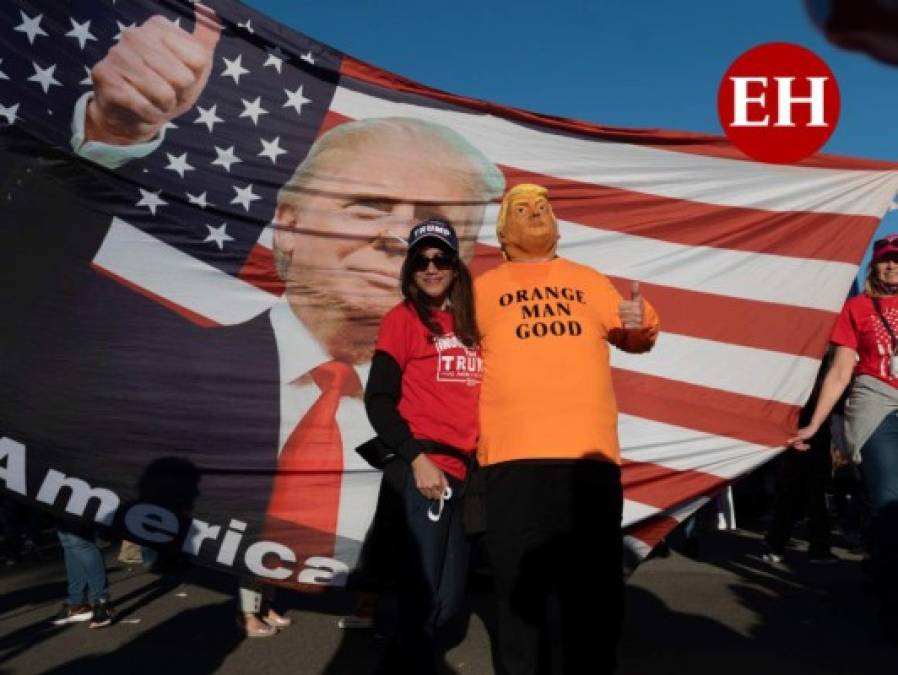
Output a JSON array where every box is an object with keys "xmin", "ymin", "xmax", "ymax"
[{"xmin": 2, "ymin": 0, "xmax": 898, "ymax": 586}]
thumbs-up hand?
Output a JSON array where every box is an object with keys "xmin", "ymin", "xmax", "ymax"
[
  {"xmin": 618, "ymin": 281, "xmax": 645, "ymax": 329},
  {"xmin": 86, "ymin": 3, "xmax": 222, "ymax": 145}
]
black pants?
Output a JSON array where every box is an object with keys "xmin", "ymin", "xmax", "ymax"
[
  {"xmin": 484, "ymin": 460, "xmax": 624, "ymax": 675},
  {"xmin": 379, "ymin": 459, "xmax": 469, "ymax": 675},
  {"xmin": 765, "ymin": 442, "xmax": 832, "ymax": 557}
]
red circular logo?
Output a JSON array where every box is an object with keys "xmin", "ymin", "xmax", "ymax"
[{"xmin": 717, "ymin": 42, "xmax": 840, "ymax": 164}]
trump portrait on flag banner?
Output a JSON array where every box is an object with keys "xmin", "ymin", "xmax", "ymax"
[
  {"xmin": 0, "ymin": 1, "xmax": 503, "ymax": 584},
  {"xmin": 3, "ymin": 0, "xmax": 898, "ymax": 586}
]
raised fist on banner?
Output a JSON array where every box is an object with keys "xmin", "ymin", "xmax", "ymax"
[{"xmin": 85, "ymin": 3, "xmax": 221, "ymax": 145}]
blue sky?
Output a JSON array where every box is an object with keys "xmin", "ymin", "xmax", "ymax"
[{"xmin": 246, "ymin": 0, "xmax": 898, "ymax": 267}]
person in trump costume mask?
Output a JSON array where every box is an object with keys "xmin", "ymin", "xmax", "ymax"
[{"xmin": 474, "ymin": 183, "xmax": 660, "ymax": 675}]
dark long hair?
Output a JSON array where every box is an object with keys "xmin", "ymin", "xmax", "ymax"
[{"xmin": 400, "ymin": 246, "xmax": 480, "ymax": 347}]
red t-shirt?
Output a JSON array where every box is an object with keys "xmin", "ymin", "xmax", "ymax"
[
  {"xmin": 375, "ymin": 302, "xmax": 482, "ymax": 479},
  {"xmin": 830, "ymin": 294, "xmax": 898, "ymax": 388}
]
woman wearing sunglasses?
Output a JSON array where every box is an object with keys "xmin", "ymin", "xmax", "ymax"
[
  {"xmin": 363, "ymin": 218, "xmax": 482, "ymax": 674},
  {"xmin": 788, "ymin": 233, "xmax": 898, "ymax": 640}
]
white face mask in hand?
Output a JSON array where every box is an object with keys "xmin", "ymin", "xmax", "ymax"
[{"xmin": 427, "ymin": 485, "xmax": 453, "ymax": 522}]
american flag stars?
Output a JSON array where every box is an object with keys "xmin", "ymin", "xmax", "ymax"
[
  {"xmin": 239, "ymin": 96, "xmax": 268, "ymax": 126},
  {"xmin": 65, "ymin": 18, "xmax": 97, "ymax": 51},
  {"xmin": 137, "ymin": 189, "xmax": 167, "ymax": 216},
  {"xmin": 165, "ymin": 152, "xmax": 195, "ymax": 179},
  {"xmin": 187, "ymin": 191, "xmax": 213, "ymax": 209},
  {"xmin": 264, "ymin": 48, "xmax": 285, "ymax": 74},
  {"xmin": 258, "ymin": 136, "xmax": 286, "ymax": 164},
  {"xmin": 212, "ymin": 145, "xmax": 242, "ymax": 172},
  {"xmin": 283, "ymin": 84, "xmax": 311, "ymax": 116},
  {"xmin": 113, "ymin": 21, "xmax": 136, "ymax": 42},
  {"xmin": 14, "ymin": 11, "xmax": 47, "ymax": 45},
  {"xmin": 203, "ymin": 222, "xmax": 234, "ymax": 250},
  {"xmin": 27, "ymin": 62, "xmax": 61, "ymax": 94},
  {"xmin": 231, "ymin": 183, "xmax": 261, "ymax": 212},
  {"xmin": 221, "ymin": 54, "xmax": 249, "ymax": 85},
  {"xmin": 2, "ymin": 0, "xmax": 333, "ymax": 265},
  {"xmin": 194, "ymin": 103, "xmax": 223, "ymax": 132},
  {"xmin": 0, "ymin": 102, "xmax": 18, "ymax": 125}
]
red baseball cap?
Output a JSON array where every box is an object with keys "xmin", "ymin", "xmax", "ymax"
[{"xmin": 873, "ymin": 234, "xmax": 898, "ymax": 263}]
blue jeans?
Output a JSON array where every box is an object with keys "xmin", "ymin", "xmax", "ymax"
[
  {"xmin": 860, "ymin": 411, "xmax": 898, "ymax": 614},
  {"xmin": 380, "ymin": 459, "xmax": 470, "ymax": 674},
  {"xmin": 57, "ymin": 524, "xmax": 109, "ymax": 606}
]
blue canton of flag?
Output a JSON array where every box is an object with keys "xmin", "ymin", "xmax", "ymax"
[{"xmin": 0, "ymin": 0, "xmax": 341, "ymax": 277}]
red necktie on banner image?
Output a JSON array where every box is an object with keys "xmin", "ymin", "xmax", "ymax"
[{"xmin": 265, "ymin": 360, "xmax": 362, "ymax": 561}]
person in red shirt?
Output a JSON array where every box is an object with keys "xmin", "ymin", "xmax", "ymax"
[
  {"xmin": 364, "ymin": 219, "xmax": 482, "ymax": 674},
  {"xmin": 789, "ymin": 233, "xmax": 898, "ymax": 639}
]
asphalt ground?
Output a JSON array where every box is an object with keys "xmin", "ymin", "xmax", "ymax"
[{"xmin": 1, "ymin": 525, "xmax": 896, "ymax": 675}]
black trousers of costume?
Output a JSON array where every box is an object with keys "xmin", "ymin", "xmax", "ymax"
[{"xmin": 484, "ymin": 460, "xmax": 624, "ymax": 675}]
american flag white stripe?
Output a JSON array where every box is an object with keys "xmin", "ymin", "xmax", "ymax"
[
  {"xmin": 619, "ymin": 414, "xmax": 778, "ymax": 478},
  {"xmin": 622, "ymin": 534, "xmax": 654, "ymax": 560},
  {"xmin": 330, "ymin": 86, "xmax": 898, "ymax": 217},
  {"xmin": 623, "ymin": 499, "xmax": 668, "ymax": 527},
  {"xmin": 94, "ymin": 218, "xmax": 278, "ymax": 326},
  {"xmin": 613, "ymin": 335, "xmax": 820, "ymax": 406}
]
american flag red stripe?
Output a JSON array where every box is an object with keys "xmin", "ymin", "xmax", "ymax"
[
  {"xmin": 497, "ymin": 165, "xmax": 878, "ymax": 263},
  {"xmin": 604, "ymin": 277, "xmax": 835, "ymax": 356},
  {"xmin": 614, "ymin": 372, "xmax": 797, "ymax": 448},
  {"xmin": 622, "ymin": 460, "xmax": 726, "ymax": 511}
]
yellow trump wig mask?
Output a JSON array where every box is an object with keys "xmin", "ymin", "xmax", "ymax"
[{"xmin": 496, "ymin": 183, "xmax": 559, "ymax": 261}]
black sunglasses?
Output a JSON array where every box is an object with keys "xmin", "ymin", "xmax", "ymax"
[{"xmin": 411, "ymin": 252, "xmax": 457, "ymax": 272}]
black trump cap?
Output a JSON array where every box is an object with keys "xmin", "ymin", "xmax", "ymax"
[{"xmin": 407, "ymin": 219, "xmax": 459, "ymax": 253}]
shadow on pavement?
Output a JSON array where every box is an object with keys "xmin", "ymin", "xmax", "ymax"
[
  {"xmin": 40, "ymin": 599, "xmax": 240, "ymax": 675},
  {"xmin": 5, "ymin": 524, "xmax": 898, "ymax": 674},
  {"xmin": 626, "ymin": 526, "xmax": 898, "ymax": 674},
  {"xmin": 0, "ymin": 565, "xmax": 185, "ymax": 664}
]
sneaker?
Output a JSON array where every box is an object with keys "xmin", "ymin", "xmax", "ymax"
[
  {"xmin": 761, "ymin": 551, "xmax": 784, "ymax": 564},
  {"xmin": 50, "ymin": 603, "xmax": 93, "ymax": 626},
  {"xmin": 809, "ymin": 553, "xmax": 839, "ymax": 565},
  {"xmin": 88, "ymin": 599, "xmax": 115, "ymax": 629}
]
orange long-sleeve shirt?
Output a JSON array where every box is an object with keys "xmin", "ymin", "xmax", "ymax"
[{"xmin": 475, "ymin": 258, "xmax": 659, "ymax": 467}]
